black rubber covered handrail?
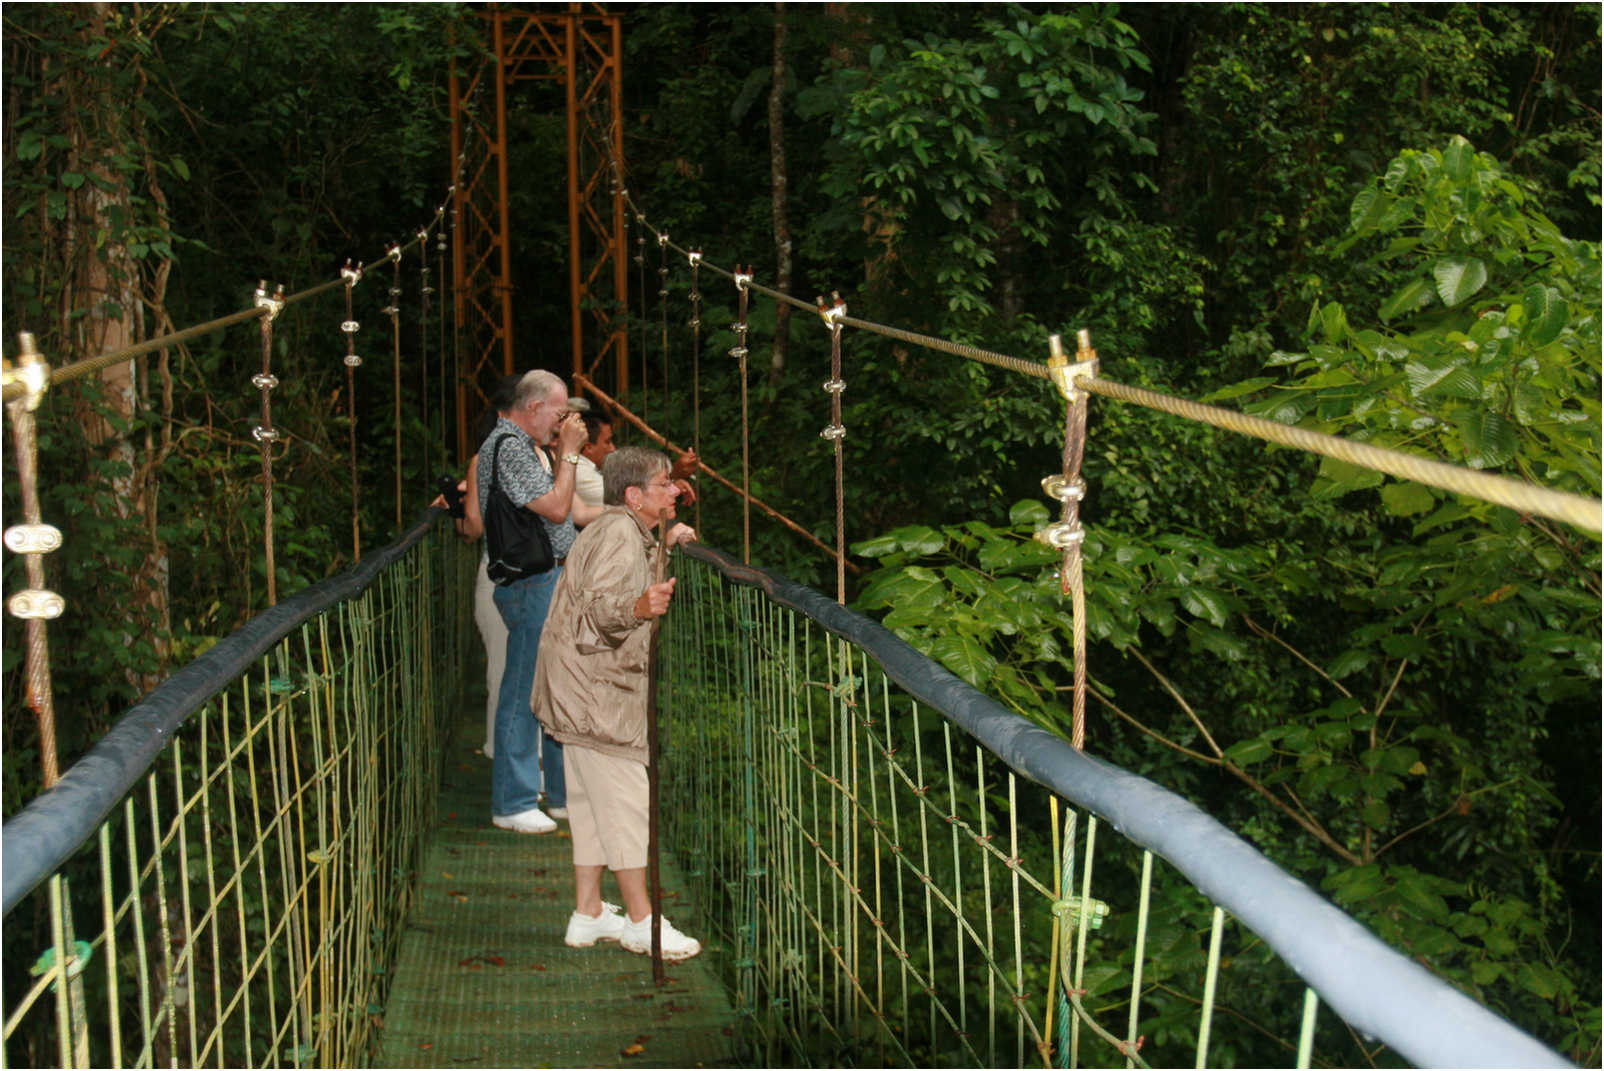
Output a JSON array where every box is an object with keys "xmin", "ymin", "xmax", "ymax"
[
  {"xmin": 1, "ymin": 510, "xmax": 444, "ymax": 917},
  {"xmin": 680, "ymin": 541, "xmax": 1570, "ymax": 1070}
]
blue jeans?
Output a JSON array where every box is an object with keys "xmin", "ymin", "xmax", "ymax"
[{"xmin": 490, "ymin": 566, "xmax": 566, "ymax": 816}]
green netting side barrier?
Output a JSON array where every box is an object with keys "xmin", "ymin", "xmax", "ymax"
[
  {"xmin": 2, "ymin": 512, "xmax": 476, "ymax": 1069},
  {"xmin": 661, "ymin": 543, "xmax": 1569, "ymax": 1069}
]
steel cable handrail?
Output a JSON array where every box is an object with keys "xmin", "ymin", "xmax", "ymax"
[{"xmin": 2, "ymin": 211, "xmax": 443, "ymax": 404}]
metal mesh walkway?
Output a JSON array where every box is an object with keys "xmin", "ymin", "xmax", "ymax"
[{"xmin": 375, "ymin": 705, "xmax": 741, "ymax": 1069}]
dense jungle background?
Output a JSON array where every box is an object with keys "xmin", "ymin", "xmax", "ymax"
[{"xmin": 3, "ymin": 3, "xmax": 1600, "ymax": 1062}]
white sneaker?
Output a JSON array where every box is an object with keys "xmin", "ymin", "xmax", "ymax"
[
  {"xmin": 546, "ymin": 806, "xmax": 569, "ymax": 820},
  {"xmin": 492, "ymin": 806, "xmax": 557, "ymax": 834},
  {"xmin": 621, "ymin": 914, "xmax": 702, "ymax": 961},
  {"xmin": 565, "ymin": 902, "xmax": 627, "ymax": 947}
]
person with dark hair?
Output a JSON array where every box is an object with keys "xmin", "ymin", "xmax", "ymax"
[
  {"xmin": 531, "ymin": 445, "xmax": 702, "ymax": 960},
  {"xmin": 574, "ymin": 409, "xmax": 615, "ymax": 509}
]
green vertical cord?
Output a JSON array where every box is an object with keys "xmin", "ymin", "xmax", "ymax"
[
  {"xmin": 97, "ymin": 824, "xmax": 121, "ymax": 1068},
  {"xmin": 1195, "ymin": 906, "xmax": 1226, "ymax": 1069},
  {"xmin": 945, "ymin": 723, "xmax": 965, "ymax": 1046},
  {"xmin": 171, "ymin": 735, "xmax": 200, "ymax": 1065},
  {"xmin": 741, "ymin": 587, "xmax": 759, "ymax": 1019},
  {"xmin": 1296, "ymin": 988, "xmax": 1319, "ymax": 1069},
  {"xmin": 977, "ymin": 749, "xmax": 996, "ymax": 1066},
  {"xmin": 1008, "ymin": 773, "xmax": 1025, "ymax": 1068},
  {"xmin": 47, "ymin": 877, "xmax": 71, "ymax": 1068},
  {"xmin": 1073, "ymin": 815, "xmax": 1099, "ymax": 1069},
  {"xmin": 1125, "ymin": 851, "xmax": 1154, "ymax": 1069},
  {"xmin": 1059, "ymin": 809, "xmax": 1077, "ymax": 1070}
]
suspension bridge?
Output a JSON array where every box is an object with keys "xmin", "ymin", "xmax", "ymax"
[{"xmin": 3, "ymin": 7, "xmax": 1599, "ymax": 1069}]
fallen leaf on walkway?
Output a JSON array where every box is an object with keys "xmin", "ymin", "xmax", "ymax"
[
  {"xmin": 621, "ymin": 1044, "xmax": 645, "ymax": 1057},
  {"xmin": 529, "ymin": 964, "xmax": 547, "ymax": 971},
  {"xmin": 420, "ymin": 1043, "xmax": 433, "ymax": 1051},
  {"xmin": 486, "ymin": 956, "xmax": 505, "ymax": 966},
  {"xmin": 631, "ymin": 993, "xmax": 654, "ymax": 1001},
  {"xmin": 442, "ymin": 872, "xmax": 454, "ymax": 879}
]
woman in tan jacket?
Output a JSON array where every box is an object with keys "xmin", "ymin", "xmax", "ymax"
[{"xmin": 530, "ymin": 446, "xmax": 702, "ymax": 961}]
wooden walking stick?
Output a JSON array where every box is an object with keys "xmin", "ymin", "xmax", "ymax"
[{"xmin": 645, "ymin": 514, "xmax": 670, "ymax": 984}]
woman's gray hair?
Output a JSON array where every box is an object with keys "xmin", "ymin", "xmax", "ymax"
[{"xmin": 601, "ymin": 446, "xmax": 669, "ymax": 506}]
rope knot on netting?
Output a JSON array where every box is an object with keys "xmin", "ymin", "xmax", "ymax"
[
  {"xmin": 341, "ymin": 320, "xmax": 361, "ymax": 335},
  {"xmin": 728, "ymin": 344, "xmax": 749, "ymax": 360},
  {"xmin": 819, "ymin": 424, "xmax": 846, "ymax": 442},
  {"xmin": 1051, "ymin": 894, "xmax": 1110, "ymax": 929},
  {"xmin": 344, "ymin": 354, "xmax": 364, "ymax": 368},
  {"xmin": 822, "ymin": 378, "xmax": 846, "ymax": 394},
  {"xmin": 252, "ymin": 426, "xmax": 280, "ymax": 443},
  {"xmin": 252, "ymin": 373, "xmax": 279, "ymax": 392}
]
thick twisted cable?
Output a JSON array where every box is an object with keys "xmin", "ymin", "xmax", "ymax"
[
  {"xmin": 629, "ymin": 206, "xmax": 1599, "ymax": 534},
  {"xmin": 1080, "ymin": 377, "xmax": 1600, "ymax": 534}
]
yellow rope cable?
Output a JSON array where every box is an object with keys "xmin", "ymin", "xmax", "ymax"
[
  {"xmin": 1079, "ymin": 376, "xmax": 1601, "ymax": 534},
  {"xmin": 620, "ymin": 195, "xmax": 1602, "ymax": 536}
]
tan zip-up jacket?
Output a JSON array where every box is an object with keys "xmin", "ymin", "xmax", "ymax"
[{"xmin": 530, "ymin": 506, "xmax": 659, "ymax": 765}]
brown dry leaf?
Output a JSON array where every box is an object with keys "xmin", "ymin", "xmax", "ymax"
[
  {"xmin": 420, "ymin": 1043, "xmax": 433, "ymax": 1051},
  {"xmin": 621, "ymin": 1043, "xmax": 645, "ymax": 1057},
  {"xmin": 486, "ymin": 956, "xmax": 505, "ymax": 967},
  {"xmin": 529, "ymin": 964, "xmax": 547, "ymax": 972}
]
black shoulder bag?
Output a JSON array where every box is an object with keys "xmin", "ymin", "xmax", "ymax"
[{"xmin": 484, "ymin": 434, "xmax": 556, "ymax": 585}]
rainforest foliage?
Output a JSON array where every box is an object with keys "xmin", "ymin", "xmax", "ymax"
[{"xmin": 3, "ymin": 3, "xmax": 1599, "ymax": 1063}]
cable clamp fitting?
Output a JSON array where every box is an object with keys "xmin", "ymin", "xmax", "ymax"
[
  {"xmin": 733, "ymin": 269, "xmax": 753, "ymax": 292},
  {"xmin": 816, "ymin": 291, "xmax": 847, "ymax": 329},
  {"xmin": 687, "ymin": 249, "xmax": 702, "ymax": 268},
  {"xmin": 1035, "ymin": 523, "xmax": 1084, "ymax": 550},
  {"xmin": 9, "ymin": 589, "xmax": 65, "ymax": 620},
  {"xmin": 416, "ymin": 227, "xmax": 428, "ymax": 245},
  {"xmin": 252, "ymin": 373, "xmax": 279, "ymax": 392},
  {"xmin": 341, "ymin": 260, "xmax": 363, "ymax": 286},
  {"xmin": 343, "ymin": 354, "xmax": 363, "ymax": 368},
  {"xmin": 657, "ymin": 231, "xmax": 668, "ymax": 247},
  {"xmin": 823, "ymin": 379, "xmax": 845, "ymax": 395},
  {"xmin": 1041, "ymin": 475, "xmax": 1085, "ymax": 503},
  {"xmin": 254, "ymin": 282, "xmax": 284, "ymax": 322},
  {"xmin": 341, "ymin": 320, "xmax": 360, "ymax": 335},
  {"xmin": 5, "ymin": 524, "xmax": 62, "ymax": 555},
  {"xmin": 385, "ymin": 243, "xmax": 402, "ymax": 264},
  {"xmin": 820, "ymin": 424, "xmax": 846, "ymax": 442},
  {"xmin": 2, "ymin": 333, "xmax": 50, "ymax": 411},
  {"xmin": 252, "ymin": 426, "xmax": 280, "ymax": 443},
  {"xmin": 1047, "ymin": 331, "xmax": 1099, "ymax": 404}
]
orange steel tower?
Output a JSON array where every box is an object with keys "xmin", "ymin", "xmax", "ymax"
[{"xmin": 449, "ymin": 3, "xmax": 627, "ymax": 457}]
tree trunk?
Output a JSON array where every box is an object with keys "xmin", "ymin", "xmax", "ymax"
[{"xmin": 767, "ymin": 3, "xmax": 792, "ymax": 387}]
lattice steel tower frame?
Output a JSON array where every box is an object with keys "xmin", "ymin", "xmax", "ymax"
[{"xmin": 449, "ymin": 3, "xmax": 627, "ymax": 457}]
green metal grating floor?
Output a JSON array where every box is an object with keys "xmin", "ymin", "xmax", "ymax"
[{"xmin": 374, "ymin": 703, "xmax": 742, "ymax": 1069}]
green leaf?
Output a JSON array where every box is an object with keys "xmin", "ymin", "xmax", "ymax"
[
  {"xmin": 1327, "ymin": 649, "xmax": 1370, "ymax": 679},
  {"xmin": 926, "ymin": 633, "xmax": 996, "ymax": 688},
  {"xmin": 1520, "ymin": 284, "xmax": 1566, "ymax": 348},
  {"xmin": 853, "ymin": 534, "xmax": 902, "ymax": 558},
  {"xmin": 1432, "ymin": 257, "xmax": 1488, "ymax": 308},
  {"xmin": 1379, "ymin": 277, "xmax": 1434, "ymax": 321},
  {"xmin": 892, "ymin": 525, "xmax": 944, "ymax": 555},
  {"xmin": 1441, "ymin": 137, "xmax": 1475, "ymax": 183},
  {"xmin": 1380, "ymin": 482, "xmax": 1435, "ymax": 517},
  {"xmin": 1224, "ymin": 737, "xmax": 1273, "ymax": 766},
  {"xmin": 1008, "ymin": 499, "xmax": 1050, "ymax": 527},
  {"xmin": 1179, "ymin": 588, "xmax": 1229, "ymax": 627},
  {"xmin": 1360, "ymin": 798, "xmax": 1391, "ymax": 830},
  {"xmin": 1457, "ymin": 410, "xmax": 1519, "ymax": 468}
]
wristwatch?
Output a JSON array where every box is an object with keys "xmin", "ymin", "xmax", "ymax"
[{"xmin": 562, "ymin": 453, "xmax": 582, "ymax": 465}]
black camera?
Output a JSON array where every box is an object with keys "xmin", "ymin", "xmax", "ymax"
[{"xmin": 438, "ymin": 474, "xmax": 466, "ymax": 519}]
